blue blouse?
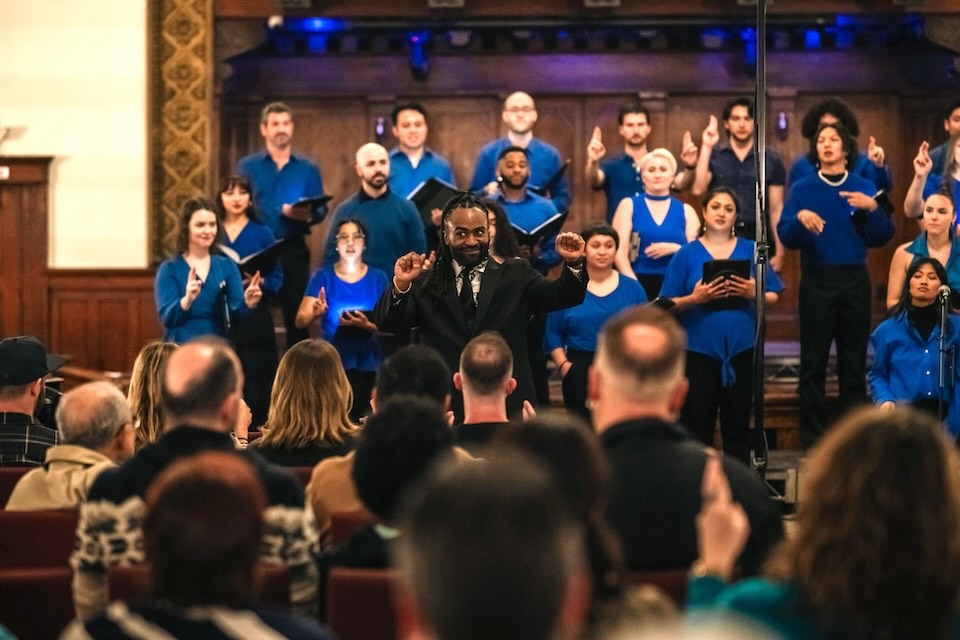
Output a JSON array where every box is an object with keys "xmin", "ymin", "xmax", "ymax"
[
  {"xmin": 304, "ymin": 266, "xmax": 389, "ymax": 371},
  {"xmin": 628, "ymin": 196, "xmax": 689, "ymax": 276},
  {"xmin": 545, "ymin": 275, "xmax": 648, "ymax": 353},
  {"xmin": 220, "ymin": 220, "xmax": 283, "ymax": 295},
  {"xmin": 904, "ymin": 232, "xmax": 960, "ymax": 293},
  {"xmin": 869, "ymin": 310, "xmax": 960, "ymax": 436},
  {"xmin": 660, "ymin": 239, "xmax": 784, "ymax": 386},
  {"xmin": 155, "ymin": 255, "xmax": 250, "ymax": 343},
  {"xmin": 922, "ymin": 174, "xmax": 960, "ymax": 201}
]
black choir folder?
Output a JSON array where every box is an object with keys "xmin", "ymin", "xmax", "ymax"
[
  {"xmin": 408, "ymin": 178, "xmax": 459, "ymax": 226},
  {"xmin": 702, "ymin": 259, "xmax": 751, "ymax": 311},
  {"xmin": 217, "ymin": 239, "xmax": 285, "ymax": 276},
  {"xmin": 510, "ymin": 210, "xmax": 569, "ymax": 248}
]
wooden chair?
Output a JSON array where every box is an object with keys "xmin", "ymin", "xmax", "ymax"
[
  {"xmin": 326, "ymin": 567, "xmax": 398, "ymax": 640},
  {"xmin": 291, "ymin": 466, "xmax": 314, "ymax": 489},
  {"xmin": 108, "ymin": 561, "xmax": 291, "ymax": 609},
  {"xmin": 329, "ymin": 508, "xmax": 378, "ymax": 547},
  {"xmin": 0, "ymin": 466, "xmax": 31, "ymax": 507},
  {"xmin": 624, "ymin": 568, "xmax": 690, "ymax": 607},
  {"xmin": 0, "ymin": 567, "xmax": 75, "ymax": 640},
  {"xmin": 0, "ymin": 509, "xmax": 79, "ymax": 570}
]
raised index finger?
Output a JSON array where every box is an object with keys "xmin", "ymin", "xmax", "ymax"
[{"xmin": 592, "ymin": 126, "xmax": 602, "ymax": 142}]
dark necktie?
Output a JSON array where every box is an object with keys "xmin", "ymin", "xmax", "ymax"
[{"xmin": 459, "ymin": 266, "xmax": 476, "ymax": 327}]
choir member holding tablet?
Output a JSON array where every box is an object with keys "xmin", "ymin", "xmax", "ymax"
[
  {"xmin": 155, "ymin": 198, "xmax": 262, "ymax": 343},
  {"xmin": 660, "ymin": 187, "xmax": 783, "ymax": 464},
  {"xmin": 297, "ymin": 219, "xmax": 389, "ymax": 421},
  {"xmin": 612, "ymin": 148, "xmax": 699, "ymax": 299}
]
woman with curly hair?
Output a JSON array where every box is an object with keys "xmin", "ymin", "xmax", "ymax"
[
  {"xmin": 250, "ymin": 339, "xmax": 359, "ymax": 467},
  {"xmin": 689, "ymin": 405, "xmax": 960, "ymax": 639},
  {"xmin": 127, "ymin": 341, "xmax": 178, "ymax": 448}
]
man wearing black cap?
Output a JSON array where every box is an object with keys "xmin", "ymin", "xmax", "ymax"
[{"xmin": 0, "ymin": 336, "xmax": 66, "ymax": 466}]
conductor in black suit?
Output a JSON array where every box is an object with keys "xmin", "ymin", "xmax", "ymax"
[{"xmin": 374, "ymin": 192, "xmax": 587, "ymax": 419}]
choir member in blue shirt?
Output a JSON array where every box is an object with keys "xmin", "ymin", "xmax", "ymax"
[
  {"xmin": 155, "ymin": 198, "xmax": 262, "ymax": 343},
  {"xmin": 787, "ymin": 98, "xmax": 892, "ymax": 193},
  {"xmin": 388, "ymin": 102, "xmax": 456, "ymax": 255},
  {"xmin": 546, "ymin": 224, "xmax": 648, "ymax": 419},
  {"xmin": 236, "ymin": 102, "xmax": 325, "ymax": 348},
  {"xmin": 870, "ymin": 258, "xmax": 960, "ymax": 436},
  {"xmin": 298, "ymin": 219, "xmax": 389, "ymax": 421},
  {"xmin": 470, "ymin": 91, "xmax": 570, "ymax": 213},
  {"xmin": 491, "ymin": 146, "xmax": 561, "ymax": 274},
  {"xmin": 887, "ymin": 192, "xmax": 960, "ymax": 309},
  {"xmin": 929, "ymin": 99, "xmax": 960, "ymax": 173},
  {"xmin": 660, "ymin": 187, "xmax": 783, "ymax": 464},
  {"xmin": 904, "ymin": 133, "xmax": 960, "ymax": 219},
  {"xmin": 585, "ymin": 101, "xmax": 698, "ymax": 222},
  {"xmin": 778, "ymin": 121, "xmax": 895, "ymax": 448},
  {"xmin": 216, "ymin": 174, "xmax": 282, "ymax": 428},
  {"xmin": 612, "ymin": 148, "xmax": 700, "ymax": 300}
]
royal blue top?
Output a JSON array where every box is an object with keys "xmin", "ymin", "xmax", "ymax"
[
  {"xmin": 492, "ymin": 190, "xmax": 561, "ymax": 272},
  {"xmin": 236, "ymin": 151, "xmax": 325, "ymax": 239},
  {"xmin": 220, "ymin": 220, "xmax": 283, "ymax": 295},
  {"xmin": 545, "ymin": 275, "xmax": 648, "ymax": 353},
  {"xmin": 304, "ymin": 266, "xmax": 389, "ymax": 372},
  {"xmin": 660, "ymin": 238, "xmax": 784, "ymax": 386},
  {"xmin": 155, "ymin": 255, "xmax": 250, "ymax": 342},
  {"xmin": 628, "ymin": 195, "xmax": 690, "ymax": 276},
  {"xmin": 388, "ymin": 147, "xmax": 455, "ymax": 198},
  {"xmin": 869, "ymin": 309, "xmax": 960, "ymax": 436},
  {"xmin": 922, "ymin": 173, "xmax": 960, "ymax": 201},
  {"xmin": 708, "ymin": 145, "xmax": 786, "ymax": 225},
  {"xmin": 788, "ymin": 151, "xmax": 892, "ymax": 192},
  {"xmin": 904, "ymin": 232, "xmax": 960, "ymax": 293},
  {"xmin": 778, "ymin": 173, "xmax": 894, "ymax": 267},
  {"xmin": 598, "ymin": 153, "xmax": 645, "ymax": 222},
  {"xmin": 321, "ymin": 189, "xmax": 427, "ymax": 276},
  {"xmin": 470, "ymin": 137, "xmax": 571, "ymax": 212}
]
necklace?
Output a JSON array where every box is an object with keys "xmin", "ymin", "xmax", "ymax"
[
  {"xmin": 817, "ymin": 170, "xmax": 848, "ymax": 187},
  {"xmin": 645, "ymin": 193, "xmax": 672, "ymax": 201}
]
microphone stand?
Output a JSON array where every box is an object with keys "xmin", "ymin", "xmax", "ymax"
[{"xmin": 939, "ymin": 292, "xmax": 952, "ymax": 427}]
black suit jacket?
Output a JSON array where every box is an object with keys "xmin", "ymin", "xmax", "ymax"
[
  {"xmin": 601, "ymin": 417, "xmax": 783, "ymax": 576},
  {"xmin": 374, "ymin": 258, "xmax": 587, "ymax": 416}
]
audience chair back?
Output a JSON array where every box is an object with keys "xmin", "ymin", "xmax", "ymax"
[
  {"xmin": 0, "ymin": 509, "xmax": 79, "ymax": 570},
  {"xmin": 329, "ymin": 508, "xmax": 378, "ymax": 547},
  {"xmin": 0, "ymin": 466, "xmax": 31, "ymax": 506},
  {"xmin": 327, "ymin": 567, "xmax": 398, "ymax": 640},
  {"xmin": 0, "ymin": 567, "xmax": 74, "ymax": 640}
]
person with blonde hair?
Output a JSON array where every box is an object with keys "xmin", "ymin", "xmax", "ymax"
[
  {"xmin": 127, "ymin": 341, "xmax": 177, "ymax": 448},
  {"xmin": 250, "ymin": 339, "xmax": 359, "ymax": 467},
  {"xmin": 612, "ymin": 148, "xmax": 699, "ymax": 299},
  {"xmin": 690, "ymin": 405, "xmax": 960, "ymax": 638}
]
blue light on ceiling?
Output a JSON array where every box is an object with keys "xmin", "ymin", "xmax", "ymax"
[{"xmin": 283, "ymin": 17, "xmax": 349, "ymax": 33}]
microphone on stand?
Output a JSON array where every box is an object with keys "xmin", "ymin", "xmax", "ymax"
[{"xmin": 939, "ymin": 284, "xmax": 952, "ymax": 305}]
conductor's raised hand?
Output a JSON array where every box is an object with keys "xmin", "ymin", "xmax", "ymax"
[
  {"xmin": 702, "ymin": 115, "xmax": 720, "ymax": 148},
  {"xmin": 393, "ymin": 251, "xmax": 433, "ymax": 291},
  {"xmin": 555, "ymin": 232, "xmax": 586, "ymax": 263},
  {"xmin": 243, "ymin": 271, "xmax": 263, "ymax": 308},
  {"xmin": 587, "ymin": 126, "xmax": 606, "ymax": 163},
  {"xmin": 913, "ymin": 141, "xmax": 932, "ymax": 178}
]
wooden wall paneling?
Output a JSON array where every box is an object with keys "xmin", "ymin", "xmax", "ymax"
[
  {"xmin": 420, "ymin": 97, "xmax": 502, "ymax": 190},
  {"xmin": 0, "ymin": 157, "xmax": 52, "ymax": 341}
]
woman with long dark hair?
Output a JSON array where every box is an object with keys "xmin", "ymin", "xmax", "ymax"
[
  {"xmin": 777, "ymin": 121, "xmax": 895, "ymax": 448},
  {"xmin": 481, "ymin": 198, "xmax": 521, "ymax": 262},
  {"xmin": 871, "ymin": 257, "xmax": 960, "ymax": 435},
  {"xmin": 216, "ymin": 174, "xmax": 281, "ymax": 427},
  {"xmin": 155, "ymin": 198, "xmax": 262, "ymax": 342},
  {"xmin": 689, "ymin": 406, "xmax": 960, "ymax": 639},
  {"xmin": 660, "ymin": 186, "xmax": 782, "ymax": 464}
]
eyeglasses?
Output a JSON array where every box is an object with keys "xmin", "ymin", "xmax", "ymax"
[
  {"xmin": 505, "ymin": 106, "xmax": 535, "ymax": 114},
  {"xmin": 336, "ymin": 233, "xmax": 365, "ymax": 242}
]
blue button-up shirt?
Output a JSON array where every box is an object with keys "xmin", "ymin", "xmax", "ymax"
[
  {"xmin": 708, "ymin": 144, "xmax": 786, "ymax": 225},
  {"xmin": 388, "ymin": 147, "xmax": 456, "ymax": 198},
  {"xmin": 492, "ymin": 189, "xmax": 561, "ymax": 273},
  {"xmin": 470, "ymin": 137, "xmax": 570, "ymax": 213},
  {"xmin": 236, "ymin": 151, "xmax": 324, "ymax": 239},
  {"xmin": 599, "ymin": 153, "xmax": 645, "ymax": 222}
]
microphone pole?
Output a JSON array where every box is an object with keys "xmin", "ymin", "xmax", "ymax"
[
  {"xmin": 939, "ymin": 285, "xmax": 951, "ymax": 426},
  {"xmin": 751, "ymin": 0, "xmax": 770, "ymax": 480}
]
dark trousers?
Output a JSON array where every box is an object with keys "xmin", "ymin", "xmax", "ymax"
[
  {"xmin": 561, "ymin": 349, "xmax": 594, "ymax": 422},
  {"xmin": 234, "ymin": 294, "xmax": 279, "ymax": 429},
  {"xmin": 681, "ymin": 349, "xmax": 755, "ymax": 465},
  {"xmin": 798, "ymin": 266, "xmax": 871, "ymax": 448},
  {"xmin": 278, "ymin": 236, "xmax": 310, "ymax": 348},
  {"xmin": 527, "ymin": 313, "xmax": 550, "ymax": 406}
]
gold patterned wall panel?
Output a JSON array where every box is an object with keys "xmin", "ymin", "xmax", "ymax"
[{"xmin": 148, "ymin": 0, "xmax": 213, "ymax": 262}]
